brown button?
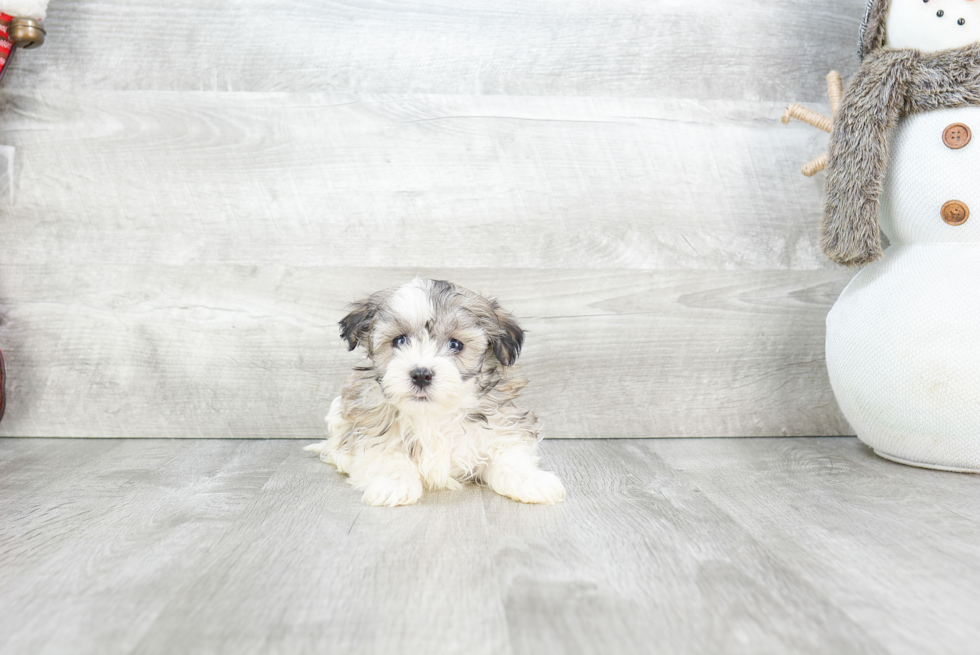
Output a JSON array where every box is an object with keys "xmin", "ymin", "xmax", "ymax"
[
  {"xmin": 942, "ymin": 200, "xmax": 970, "ymax": 226},
  {"xmin": 943, "ymin": 123, "xmax": 972, "ymax": 149}
]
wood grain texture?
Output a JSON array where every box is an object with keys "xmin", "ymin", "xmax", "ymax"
[
  {"xmin": 0, "ymin": 439, "xmax": 296, "ymax": 654},
  {"xmin": 0, "ymin": 91, "xmax": 834, "ymax": 271},
  {"xmin": 484, "ymin": 440, "xmax": 887, "ymax": 655},
  {"xmin": 4, "ymin": 437, "xmax": 979, "ymax": 654},
  {"xmin": 7, "ymin": 0, "xmax": 862, "ymax": 101},
  {"xmin": 0, "ymin": 0, "xmax": 861, "ymax": 438},
  {"xmin": 134, "ymin": 449, "xmax": 510, "ymax": 655},
  {"xmin": 0, "ymin": 267, "xmax": 853, "ymax": 438},
  {"xmin": 655, "ymin": 437, "xmax": 980, "ymax": 655}
]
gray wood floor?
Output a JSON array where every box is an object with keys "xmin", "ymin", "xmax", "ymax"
[{"xmin": 2, "ymin": 437, "xmax": 978, "ymax": 655}]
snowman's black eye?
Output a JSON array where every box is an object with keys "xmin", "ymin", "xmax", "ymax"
[
  {"xmin": 937, "ymin": 9, "xmax": 944, "ymax": 17},
  {"xmin": 959, "ymin": 18, "xmax": 966, "ymax": 25}
]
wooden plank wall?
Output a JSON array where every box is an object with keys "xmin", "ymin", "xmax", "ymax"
[{"xmin": 0, "ymin": 0, "xmax": 864, "ymax": 438}]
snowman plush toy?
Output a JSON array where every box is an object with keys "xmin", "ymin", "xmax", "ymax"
[{"xmin": 821, "ymin": 0, "xmax": 980, "ymax": 471}]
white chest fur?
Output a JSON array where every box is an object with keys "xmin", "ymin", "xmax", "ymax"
[{"xmin": 399, "ymin": 410, "xmax": 486, "ymax": 490}]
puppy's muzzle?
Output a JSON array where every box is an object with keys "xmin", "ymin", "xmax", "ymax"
[{"xmin": 410, "ymin": 367, "xmax": 434, "ymax": 389}]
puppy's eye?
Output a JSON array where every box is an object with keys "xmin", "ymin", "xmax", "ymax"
[
  {"xmin": 448, "ymin": 339, "xmax": 464, "ymax": 353},
  {"xmin": 393, "ymin": 335, "xmax": 408, "ymax": 348}
]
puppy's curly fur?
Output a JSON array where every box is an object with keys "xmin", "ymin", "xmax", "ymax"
[
  {"xmin": 824, "ymin": 2, "xmax": 980, "ymax": 267},
  {"xmin": 306, "ymin": 278, "xmax": 565, "ymax": 507}
]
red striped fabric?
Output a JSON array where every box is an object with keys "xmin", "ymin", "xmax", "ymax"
[{"xmin": 0, "ymin": 15, "xmax": 12, "ymax": 75}]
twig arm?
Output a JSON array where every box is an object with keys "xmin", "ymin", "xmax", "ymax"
[
  {"xmin": 802, "ymin": 152, "xmax": 828, "ymax": 177},
  {"xmin": 826, "ymin": 71, "xmax": 843, "ymax": 114},
  {"xmin": 781, "ymin": 103, "xmax": 833, "ymax": 133}
]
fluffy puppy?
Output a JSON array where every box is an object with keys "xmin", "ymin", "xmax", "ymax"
[{"xmin": 305, "ymin": 278, "xmax": 565, "ymax": 507}]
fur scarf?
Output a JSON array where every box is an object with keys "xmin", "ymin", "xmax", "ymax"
[{"xmin": 823, "ymin": 43, "xmax": 980, "ymax": 266}]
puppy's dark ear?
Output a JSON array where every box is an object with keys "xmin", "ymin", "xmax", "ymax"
[
  {"xmin": 339, "ymin": 298, "xmax": 378, "ymax": 351},
  {"xmin": 488, "ymin": 301, "xmax": 524, "ymax": 367}
]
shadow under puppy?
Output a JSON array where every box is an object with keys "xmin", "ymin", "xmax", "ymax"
[{"xmin": 306, "ymin": 278, "xmax": 565, "ymax": 507}]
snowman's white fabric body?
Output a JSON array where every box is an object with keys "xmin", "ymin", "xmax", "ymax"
[
  {"xmin": 828, "ymin": 107, "xmax": 980, "ymax": 471},
  {"xmin": 826, "ymin": 0, "xmax": 980, "ymax": 471}
]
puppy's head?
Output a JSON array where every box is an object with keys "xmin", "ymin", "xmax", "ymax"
[{"xmin": 339, "ymin": 278, "xmax": 524, "ymax": 410}]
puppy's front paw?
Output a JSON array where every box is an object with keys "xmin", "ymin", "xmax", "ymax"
[
  {"xmin": 327, "ymin": 448, "xmax": 354, "ymax": 474},
  {"xmin": 303, "ymin": 441, "xmax": 354, "ymax": 473},
  {"xmin": 489, "ymin": 468, "xmax": 566, "ymax": 505},
  {"xmin": 360, "ymin": 474, "xmax": 424, "ymax": 507}
]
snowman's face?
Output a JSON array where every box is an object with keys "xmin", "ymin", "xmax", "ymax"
[{"xmin": 885, "ymin": 0, "xmax": 980, "ymax": 51}]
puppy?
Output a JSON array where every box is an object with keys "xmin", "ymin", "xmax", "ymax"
[{"xmin": 305, "ymin": 278, "xmax": 565, "ymax": 507}]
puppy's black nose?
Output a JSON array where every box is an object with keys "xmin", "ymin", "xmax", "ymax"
[{"xmin": 410, "ymin": 367, "xmax": 434, "ymax": 389}]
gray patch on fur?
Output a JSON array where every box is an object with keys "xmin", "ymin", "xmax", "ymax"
[{"xmin": 824, "ymin": 43, "xmax": 980, "ymax": 267}]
